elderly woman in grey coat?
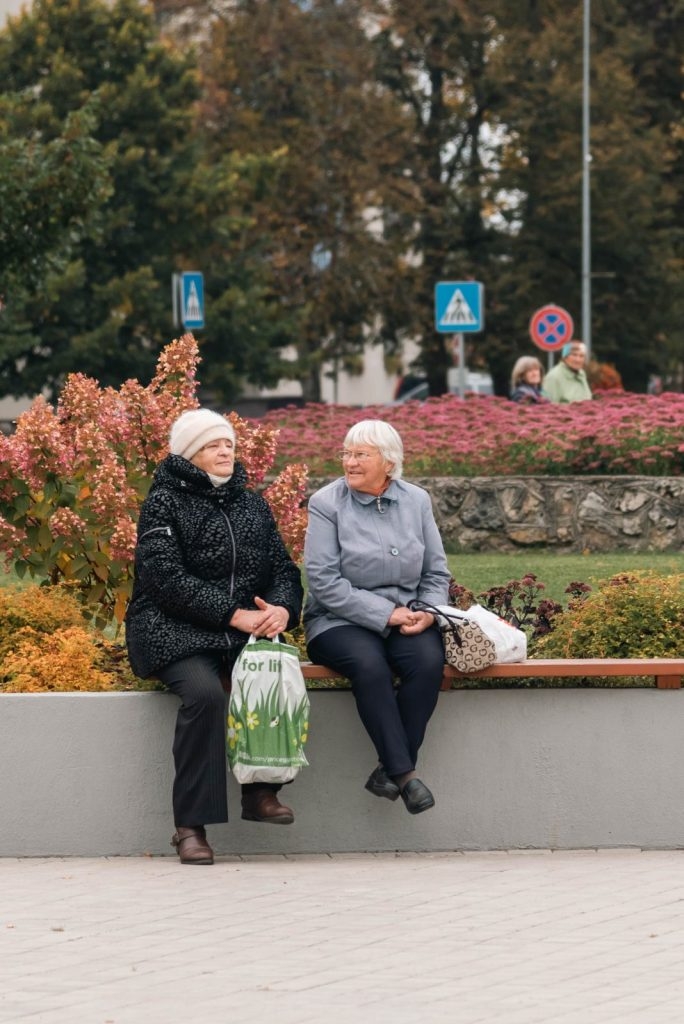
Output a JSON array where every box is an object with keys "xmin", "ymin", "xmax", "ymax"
[{"xmin": 304, "ymin": 419, "xmax": 450, "ymax": 815}]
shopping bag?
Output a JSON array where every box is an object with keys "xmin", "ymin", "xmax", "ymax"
[
  {"xmin": 409, "ymin": 598, "xmax": 496, "ymax": 671},
  {"xmin": 227, "ymin": 635, "xmax": 310, "ymax": 784},
  {"xmin": 452, "ymin": 604, "xmax": 527, "ymax": 664},
  {"xmin": 409, "ymin": 599, "xmax": 526, "ymax": 671}
]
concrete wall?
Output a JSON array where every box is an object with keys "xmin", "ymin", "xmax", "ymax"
[{"xmin": 3, "ymin": 689, "xmax": 684, "ymax": 857}]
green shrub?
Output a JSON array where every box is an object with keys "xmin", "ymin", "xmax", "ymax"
[{"xmin": 534, "ymin": 572, "xmax": 684, "ymax": 658}]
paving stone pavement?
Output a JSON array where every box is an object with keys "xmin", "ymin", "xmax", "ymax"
[{"xmin": 2, "ymin": 849, "xmax": 684, "ymax": 1024}]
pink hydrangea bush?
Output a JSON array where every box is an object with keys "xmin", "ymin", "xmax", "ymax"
[{"xmin": 0, "ymin": 335, "xmax": 307, "ymax": 627}]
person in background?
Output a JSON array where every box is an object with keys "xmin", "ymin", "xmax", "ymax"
[
  {"xmin": 126, "ymin": 409, "xmax": 303, "ymax": 865},
  {"xmin": 542, "ymin": 341, "xmax": 593, "ymax": 403},
  {"xmin": 304, "ymin": 419, "xmax": 450, "ymax": 816},
  {"xmin": 510, "ymin": 356, "xmax": 548, "ymax": 404}
]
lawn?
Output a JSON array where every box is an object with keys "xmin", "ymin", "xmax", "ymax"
[
  {"xmin": 3, "ymin": 550, "xmax": 682, "ymax": 606},
  {"xmin": 447, "ymin": 551, "xmax": 684, "ymax": 606}
]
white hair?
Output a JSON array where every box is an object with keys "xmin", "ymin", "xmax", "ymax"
[{"xmin": 343, "ymin": 419, "xmax": 404, "ymax": 479}]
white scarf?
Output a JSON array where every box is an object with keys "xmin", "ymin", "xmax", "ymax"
[{"xmin": 208, "ymin": 473, "xmax": 233, "ymax": 488}]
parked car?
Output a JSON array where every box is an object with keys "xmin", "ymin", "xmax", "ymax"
[{"xmin": 392, "ymin": 371, "xmax": 493, "ymax": 404}]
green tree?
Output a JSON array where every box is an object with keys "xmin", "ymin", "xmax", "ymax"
[
  {"xmin": 177, "ymin": 145, "xmax": 307, "ymax": 402},
  {"xmin": 606, "ymin": 0, "xmax": 683, "ymax": 387},
  {"xmin": 0, "ymin": 0, "xmax": 202, "ymax": 397},
  {"xmin": 368, "ymin": 1, "xmax": 684, "ymax": 396},
  {"xmin": 489, "ymin": 1, "xmax": 681, "ymax": 393},
  {"xmin": 0, "ymin": 97, "xmax": 111, "ymax": 288},
  {"xmin": 194, "ymin": 0, "xmax": 414, "ymax": 402},
  {"xmin": 369, "ymin": 1, "xmax": 522, "ymax": 396}
]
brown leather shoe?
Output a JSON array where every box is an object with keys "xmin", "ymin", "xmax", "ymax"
[
  {"xmin": 171, "ymin": 826, "xmax": 214, "ymax": 864},
  {"xmin": 241, "ymin": 789, "xmax": 294, "ymax": 825}
]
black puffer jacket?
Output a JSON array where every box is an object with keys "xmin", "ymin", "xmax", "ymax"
[{"xmin": 125, "ymin": 455, "xmax": 303, "ymax": 678}]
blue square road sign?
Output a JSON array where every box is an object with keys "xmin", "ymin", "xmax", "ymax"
[
  {"xmin": 435, "ymin": 281, "xmax": 484, "ymax": 333},
  {"xmin": 181, "ymin": 272, "xmax": 205, "ymax": 330}
]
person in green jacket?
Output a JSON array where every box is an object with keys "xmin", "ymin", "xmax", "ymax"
[{"xmin": 542, "ymin": 341, "xmax": 593, "ymax": 403}]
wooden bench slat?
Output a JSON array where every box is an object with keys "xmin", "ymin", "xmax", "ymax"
[{"xmin": 300, "ymin": 658, "xmax": 684, "ymax": 689}]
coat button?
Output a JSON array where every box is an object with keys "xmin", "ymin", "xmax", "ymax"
[{"xmin": 390, "ymin": 547, "xmax": 399, "ymax": 556}]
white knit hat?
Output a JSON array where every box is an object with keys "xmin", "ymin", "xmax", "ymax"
[{"xmin": 169, "ymin": 409, "xmax": 236, "ymax": 462}]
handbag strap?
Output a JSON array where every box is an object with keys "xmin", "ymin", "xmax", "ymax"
[{"xmin": 408, "ymin": 599, "xmax": 466, "ymax": 648}]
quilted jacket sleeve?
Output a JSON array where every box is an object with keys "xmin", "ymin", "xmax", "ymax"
[{"xmin": 260, "ymin": 500, "xmax": 304, "ymax": 629}]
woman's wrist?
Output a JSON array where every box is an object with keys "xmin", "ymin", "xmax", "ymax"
[{"xmin": 229, "ymin": 608, "xmax": 250, "ymax": 631}]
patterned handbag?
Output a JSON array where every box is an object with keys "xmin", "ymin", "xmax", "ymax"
[{"xmin": 409, "ymin": 600, "xmax": 497, "ymax": 673}]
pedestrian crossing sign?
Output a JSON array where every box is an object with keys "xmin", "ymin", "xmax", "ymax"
[
  {"xmin": 435, "ymin": 281, "xmax": 484, "ymax": 333},
  {"xmin": 180, "ymin": 272, "xmax": 205, "ymax": 330}
]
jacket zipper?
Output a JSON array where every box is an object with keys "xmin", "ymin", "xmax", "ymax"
[
  {"xmin": 220, "ymin": 510, "xmax": 237, "ymax": 642},
  {"xmin": 139, "ymin": 526, "xmax": 172, "ymax": 541}
]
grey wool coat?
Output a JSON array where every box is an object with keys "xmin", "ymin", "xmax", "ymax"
[{"xmin": 125, "ymin": 456, "xmax": 303, "ymax": 679}]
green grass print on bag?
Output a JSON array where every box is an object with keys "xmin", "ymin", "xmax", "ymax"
[{"xmin": 228, "ymin": 636, "xmax": 310, "ymax": 784}]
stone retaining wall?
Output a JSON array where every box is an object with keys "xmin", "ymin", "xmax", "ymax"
[{"xmin": 309, "ymin": 476, "xmax": 684, "ymax": 552}]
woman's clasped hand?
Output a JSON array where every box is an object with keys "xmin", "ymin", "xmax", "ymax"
[
  {"xmin": 387, "ymin": 606, "xmax": 435, "ymax": 635},
  {"xmin": 230, "ymin": 596, "xmax": 290, "ymax": 638}
]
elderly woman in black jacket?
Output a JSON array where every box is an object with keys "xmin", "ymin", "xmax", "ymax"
[{"xmin": 126, "ymin": 409, "xmax": 303, "ymax": 865}]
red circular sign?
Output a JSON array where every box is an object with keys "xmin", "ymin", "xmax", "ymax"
[{"xmin": 529, "ymin": 305, "xmax": 574, "ymax": 351}]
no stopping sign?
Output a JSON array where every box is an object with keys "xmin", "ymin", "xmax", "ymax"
[{"xmin": 529, "ymin": 305, "xmax": 574, "ymax": 351}]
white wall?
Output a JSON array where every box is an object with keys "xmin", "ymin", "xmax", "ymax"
[
  {"xmin": 0, "ymin": 0, "xmax": 26, "ymax": 22},
  {"xmin": 0, "ymin": 395, "xmax": 32, "ymax": 423},
  {"xmin": 320, "ymin": 340, "xmax": 421, "ymax": 406}
]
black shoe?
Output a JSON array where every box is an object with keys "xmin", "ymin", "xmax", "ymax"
[
  {"xmin": 400, "ymin": 779, "xmax": 435, "ymax": 815},
  {"xmin": 365, "ymin": 766, "xmax": 401, "ymax": 801}
]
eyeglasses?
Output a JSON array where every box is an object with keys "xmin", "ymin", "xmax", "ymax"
[{"xmin": 338, "ymin": 450, "xmax": 377, "ymax": 462}]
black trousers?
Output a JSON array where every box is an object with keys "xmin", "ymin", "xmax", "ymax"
[
  {"xmin": 307, "ymin": 625, "xmax": 445, "ymax": 777},
  {"xmin": 157, "ymin": 653, "xmax": 279, "ymax": 827}
]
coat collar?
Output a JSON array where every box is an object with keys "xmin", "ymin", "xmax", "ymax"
[
  {"xmin": 344, "ymin": 478, "xmax": 400, "ymax": 506},
  {"xmin": 155, "ymin": 455, "xmax": 248, "ymax": 498}
]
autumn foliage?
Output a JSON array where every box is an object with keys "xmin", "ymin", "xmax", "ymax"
[
  {"xmin": 0, "ymin": 335, "xmax": 308, "ymax": 627},
  {"xmin": 0, "ymin": 585, "xmax": 140, "ymax": 692}
]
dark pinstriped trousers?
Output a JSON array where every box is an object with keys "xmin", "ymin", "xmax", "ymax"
[
  {"xmin": 157, "ymin": 654, "xmax": 231, "ymax": 827},
  {"xmin": 157, "ymin": 652, "xmax": 281, "ymax": 827},
  {"xmin": 306, "ymin": 624, "xmax": 445, "ymax": 778}
]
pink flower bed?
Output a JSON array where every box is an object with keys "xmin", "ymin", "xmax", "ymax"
[{"xmin": 260, "ymin": 392, "xmax": 684, "ymax": 477}]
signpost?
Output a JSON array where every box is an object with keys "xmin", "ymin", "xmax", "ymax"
[
  {"xmin": 172, "ymin": 272, "xmax": 205, "ymax": 331},
  {"xmin": 434, "ymin": 282, "xmax": 484, "ymax": 398},
  {"xmin": 528, "ymin": 304, "xmax": 574, "ymax": 352}
]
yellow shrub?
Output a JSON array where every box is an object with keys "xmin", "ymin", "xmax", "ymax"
[
  {"xmin": 534, "ymin": 572, "xmax": 684, "ymax": 658},
  {"xmin": 0, "ymin": 585, "xmax": 85, "ymax": 661},
  {"xmin": 0, "ymin": 584, "xmax": 146, "ymax": 691},
  {"xmin": 1, "ymin": 626, "xmax": 118, "ymax": 692}
]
